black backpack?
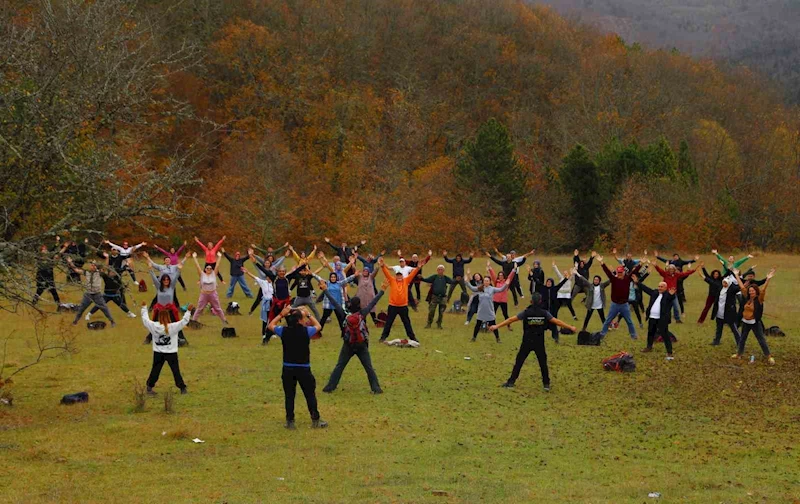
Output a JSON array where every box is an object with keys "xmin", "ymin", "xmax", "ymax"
[
  {"xmin": 87, "ymin": 321, "xmax": 107, "ymax": 330},
  {"xmin": 60, "ymin": 392, "xmax": 89, "ymax": 405},
  {"xmin": 577, "ymin": 331, "xmax": 602, "ymax": 346},
  {"xmin": 221, "ymin": 327, "xmax": 237, "ymax": 338}
]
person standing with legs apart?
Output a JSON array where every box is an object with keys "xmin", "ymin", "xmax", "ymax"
[
  {"xmin": 379, "ymin": 253, "xmax": 430, "ymax": 342},
  {"xmin": 153, "ymin": 241, "xmax": 187, "ymax": 291},
  {"xmin": 268, "ymin": 304, "xmax": 327, "ymax": 429},
  {"xmin": 596, "ymin": 254, "xmax": 642, "ymax": 340},
  {"xmin": 104, "ymin": 239, "xmax": 146, "ymax": 282},
  {"xmin": 551, "ymin": 260, "xmax": 577, "ymax": 321},
  {"xmin": 731, "ymin": 268, "xmax": 776, "ymax": 365},
  {"xmin": 288, "ymin": 262, "xmax": 326, "ymax": 321},
  {"xmin": 527, "ymin": 261, "xmax": 545, "ymax": 295},
  {"xmin": 67, "ymin": 258, "xmax": 116, "ymax": 327},
  {"xmin": 222, "ymin": 248, "xmax": 253, "ymax": 298},
  {"xmin": 355, "ymin": 267, "xmax": 380, "ymax": 325},
  {"xmin": 190, "ymin": 252, "xmax": 229, "ymax": 325},
  {"xmin": 463, "ymin": 262, "xmax": 514, "ymax": 343},
  {"xmin": 391, "ymin": 253, "xmax": 419, "ymax": 311},
  {"xmin": 87, "ymin": 252, "xmax": 136, "ymax": 319},
  {"xmin": 320, "ymin": 280, "xmax": 387, "ymax": 394},
  {"xmin": 488, "ymin": 267, "xmax": 514, "ymax": 332},
  {"xmin": 32, "ymin": 244, "xmax": 61, "ymax": 306},
  {"xmin": 655, "ymin": 251, "xmax": 697, "ymax": 318},
  {"xmin": 573, "ymin": 272, "xmax": 609, "ymax": 333},
  {"xmin": 142, "ymin": 251, "xmax": 185, "ymax": 309},
  {"xmin": 443, "ymin": 251, "xmax": 473, "ymax": 303},
  {"xmin": 712, "ymin": 249, "xmax": 753, "ymax": 277},
  {"xmin": 314, "ymin": 263, "xmax": 357, "ymax": 331},
  {"xmin": 639, "ymin": 281, "xmax": 678, "ymax": 360},
  {"xmin": 697, "ymin": 267, "xmax": 723, "ymax": 324},
  {"xmin": 534, "ymin": 275, "xmax": 568, "ymax": 342},
  {"xmin": 194, "ymin": 235, "xmax": 226, "ymax": 282},
  {"xmin": 141, "ymin": 302, "xmax": 193, "ymax": 396},
  {"xmin": 697, "ymin": 268, "xmax": 740, "ymax": 347},
  {"xmin": 422, "ymin": 265, "xmax": 455, "ymax": 329},
  {"xmin": 653, "ymin": 255, "xmax": 699, "ymax": 324},
  {"xmin": 493, "ymin": 293, "xmax": 577, "ymax": 392}
]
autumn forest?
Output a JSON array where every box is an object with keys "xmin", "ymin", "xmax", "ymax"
[{"xmin": 2, "ymin": 0, "xmax": 800, "ymax": 259}]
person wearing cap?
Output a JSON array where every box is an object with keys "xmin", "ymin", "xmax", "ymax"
[
  {"xmin": 392, "ymin": 252, "xmax": 419, "ymax": 311},
  {"xmin": 596, "ymin": 254, "xmax": 643, "ymax": 340},
  {"xmin": 443, "ymin": 250, "xmax": 473, "ymax": 303},
  {"xmin": 66, "ymin": 256, "xmax": 116, "ymax": 327},
  {"xmin": 379, "ymin": 252, "xmax": 431, "ymax": 342},
  {"xmin": 421, "ymin": 265, "xmax": 455, "ymax": 329}
]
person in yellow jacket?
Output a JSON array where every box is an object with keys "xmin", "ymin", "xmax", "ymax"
[{"xmin": 378, "ymin": 251, "xmax": 431, "ymax": 343}]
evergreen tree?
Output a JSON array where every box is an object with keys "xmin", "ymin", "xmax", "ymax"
[
  {"xmin": 677, "ymin": 139, "xmax": 698, "ymax": 185},
  {"xmin": 456, "ymin": 118, "xmax": 526, "ymax": 246},
  {"xmin": 558, "ymin": 144, "xmax": 603, "ymax": 246}
]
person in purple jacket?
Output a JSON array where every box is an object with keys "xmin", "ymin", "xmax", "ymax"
[{"xmin": 153, "ymin": 241, "xmax": 187, "ymax": 290}]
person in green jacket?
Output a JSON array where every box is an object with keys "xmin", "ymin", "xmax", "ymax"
[
  {"xmin": 422, "ymin": 265, "xmax": 455, "ymax": 329},
  {"xmin": 713, "ymin": 249, "xmax": 753, "ymax": 276}
]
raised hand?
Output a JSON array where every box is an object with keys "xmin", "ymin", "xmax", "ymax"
[
  {"xmin": 748, "ymin": 254, "xmax": 754, "ymax": 259},
  {"xmin": 283, "ymin": 242, "xmax": 289, "ymax": 247},
  {"xmin": 217, "ymin": 252, "xmax": 222, "ymax": 258},
  {"xmin": 360, "ymin": 239, "xmax": 367, "ymax": 245},
  {"xmin": 221, "ymin": 247, "xmax": 225, "ymax": 254},
  {"xmin": 141, "ymin": 251, "xmax": 150, "ymax": 258},
  {"xmin": 591, "ymin": 250, "xmax": 597, "ymax": 257},
  {"xmin": 612, "ymin": 247, "xmax": 617, "ymax": 255},
  {"xmin": 442, "ymin": 250, "xmax": 447, "ymax": 257},
  {"xmin": 324, "ymin": 237, "xmax": 330, "ymax": 243},
  {"xmin": 469, "ymin": 252, "xmax": 474, "ymax": 257},
  {"xmin": 694, "ymin": 255, "xmax": 700, "ymax": 261},
  {"xmin": 427, "ymin": 250, "xmax": 433, "ymax": 257},
  {"xmin": 597, "ymin": 256, "xmax": 604, "ymax": 263},
  {"xmin": 711, "ymin": 248, "xmax": 718, "ymax": 254},
  {"xmin": 192, "ymin": 252, "xmax": 197, "ymax": 258},
  {"xmin": 766, "ymin": 267, "xmax": 776, "ymax": 279},
  {"xmin": 654, "ymin": 250, "xmax": 659, "ymax": 258},
  {"xmin": 380, "ymin": 281, "xmax": 389, "ymax": 290},
  {"xmin": 377, "ymin": 257, "xmax": 385, "ymax": 266},
  {"xmin": 247, "ymin": 248, "xmax": 254, "ymax": 256}
]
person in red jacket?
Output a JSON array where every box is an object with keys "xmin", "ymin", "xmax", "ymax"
[
  {"xmin": 653, "ymin": 256, "xmax": 700, "ymax": 324},
  {"xmin": 194, "ymin": 235, "xmax": 226, "ymax": 282},
  {"xmin": 596, "ymin": 254, "xmax": 642, "ymax": 340}
]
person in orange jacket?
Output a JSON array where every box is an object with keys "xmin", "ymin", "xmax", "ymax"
[{"xmin": 378, "ymin": 251, "xmax": 432, "ymax": 343}]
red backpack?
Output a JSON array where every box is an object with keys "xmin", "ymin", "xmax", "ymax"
[
  {"xmin": 138, "ymin": 279, "xmax": 147, "ymax": 292},
  {"xmin": 343, "ymin": 312, "xmax": 368, "ymax": 346}
]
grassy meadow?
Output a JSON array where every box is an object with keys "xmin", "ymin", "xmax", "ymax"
[{"xmin": 1, "ymin": 253, "xmax": 799, "ymax": 503}]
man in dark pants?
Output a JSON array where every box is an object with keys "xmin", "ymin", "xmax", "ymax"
[
  {"xmin": 491, "ymin": 293, "xmax": 577, "ymax": 392},
  {"xmin": 638, "ymin": 280, "xmax": 678, "ymax": 359},
  {"xmin": 443, "ymin": 251, "xmax": 473, "ymax": 303},
  {"xmin": 320, "ymin": 280, "xmax": 386, "ymax": 394},
  {"xmin": 422, "ymin": 265, "xmax": 455, "ymax": 329},
  {"xmin": 698, "ymin": 269, "xmax": 741, "ymax": 347},
  {"xmin": 268, "ymin": 303, "xmax": 328, "ymax": 429},
  {"xmin": 379, "ymin": 254, "xmax": 429, "ymax": 342},
  {"xmin": 32, "ymin": 244, "xmax": 61, "ymax": 305}
]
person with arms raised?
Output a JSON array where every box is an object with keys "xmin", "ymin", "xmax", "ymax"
[
  {"xmin": 596, "ymin": 254, "xmax": 642, "ymax": 340},
  {"xmin": 493, "ymin": 293, "xmax": 577, "ymax": 392},
  {"xmin": 141, "ymin": 301, "xmax": 193, "ymax": 396},
  {"xmin": 378, "ymin": 252, "xmax": 431, "ymax": 342}
]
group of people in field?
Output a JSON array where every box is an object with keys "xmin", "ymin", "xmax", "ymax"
[{"xmin": 32, "ymin": 235, "xmax": 779, "ymax": 429}]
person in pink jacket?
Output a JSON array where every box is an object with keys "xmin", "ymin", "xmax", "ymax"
[
  {"xmin": 154, "ymin": 240, "xmax": 187, "ymax": 290},
  {"xmin": 194, "ymin": 235, "xmax": 225, "ymax": 282},
  {"xmin": 489, "ymin": 266, "xmax": 513, "ymax": 331}
]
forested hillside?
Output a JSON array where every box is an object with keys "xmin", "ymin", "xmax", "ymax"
[
  {"xmin": 2, "ymin": 0, "xmax": 799, "ymax": 259},
  {"xmin": 537, "ymin": 0, "xmax": 800, "ymax": 104}
]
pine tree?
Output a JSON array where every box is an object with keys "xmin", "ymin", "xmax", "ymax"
[{"xmin": 558, "ymin": 144, "xmax": 603, "ymax": 246}]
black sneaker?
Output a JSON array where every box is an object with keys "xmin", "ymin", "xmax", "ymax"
[
  {"xmin": 424, "ymin": 324, "xmax": 431, "ymax": 329},
  {"xmin": 710, "ymin": 341, "xmax": 721, "ymax": 346},
  {"xmin": 146, "ymin": 387, "xmax": 157, "ymax": 397},
  {"xmin": 262, "ymin": 335, "xmax": 269, "ymax": 345},
  {"xmin": 501, "ymin": 382, "xmax": 515, "ymax": 388},
  {"xmin": 322, "ymin": 387, "xmax": 334, "ymax": 393},
  {"xmin": 285, "ymin": 420, "xmax": 296, "ymax": 430},
  {"xmin": 180, "ymin": 388, "xmax": 188, "ymax": 395},
  {"xmin": 371, "ymin": 388, "xmax": 383, "ymax": 394},
  {"xmin": 311, "ymin": 419, "xmax": 328, "ymax": 429},
  {"xmin": 543, "ymin": 384, "xmax": 551, "ymax": 392},
  {"xmin": 495, "ymin": 337, "xmax": 501, "ymax": 343},
  {"xmin": 470, "ymin": 337, "xmax": 476, "ymax": 342}
]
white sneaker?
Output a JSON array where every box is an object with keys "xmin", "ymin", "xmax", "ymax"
[
  {"xmin": 84, "ymin": 313, "xmax": 91, "ymax": 321},
  {"xmin": 127, "ymin": 311, "xmax": 137, "ymax": 318},
  {"xmin": 464, "ymin": 321, "xmax": 470, "ymax": 325},
  {"xmin": 665, "ymin": 356, "xmax": 674, "ymax": 361}
]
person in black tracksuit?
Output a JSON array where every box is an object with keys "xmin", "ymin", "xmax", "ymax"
[
  {"xmin": 490, "ymin": 252, "xmax": 526, "ymax": 306},
  {"xmin": 443, "ymin": 251, "xmax": 473, "ymax": 303},
  {"xmin": 320, "ymin": 281, "xmax": 386, "ymax": 394},
  {"xmin": 267, "ymin": 304, "xmax": 328, "ymax": 430},
  {"xmin": 534, "ymin": 277, "xmax": 567, "ymax": 342},
  {"xmin": 492, "ymin": 293, "xmax": 577, "ymax": 392},
  {"xmin": 527, "ymin": 261, "xmax": 545, "ymax": 295},
  {"xmin": 698, "ymin": 268, "xmax": 741, "ymax": 347},
  {"xmin": 33, "ymin": 245, "xmax": 61, "ymax": 305},
  {"xmin": 639, "ymin": 281, "xmax": 678, "ymax": 357}
]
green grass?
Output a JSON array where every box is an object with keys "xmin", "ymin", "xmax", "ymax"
[{"xmin": 1, "ymin": 254, "xmax": 799, "ymax": 503}]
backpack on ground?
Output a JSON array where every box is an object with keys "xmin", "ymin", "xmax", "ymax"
[
  {"xmin": 450, "ymin": 300, "xmax": 463, "ymax": 313},
  {"xmin": 577, "ymin": 330, "xmax": 602, "ymax": 346},
  {"xmin": 57, "ymin": 303, "xmax": 79, "ymax": 313},
  {"xmin": 226, "ymin": 302, "xmax": 240, "ymax": 315},
  {"xmin": 375, "ymin": 311, "xmax": 388, "ymax": 328},
  {"xmin": 87, "ymin": 321, "xmax": 106, "ymax": 330},
  {"xmin": 766, "ymin": 325, "xmax": 785, "ymax": 337},
  {"xmin": 60, "ymin": 392, "xmax": 89, "ymax": 405},
  {"xmin": 138, "ymin": 279, "xmax": 147, "ymax": 292},
  {"xmin": 602, "ymin": 351, "xmax": 636, "ymax": 372},
  {"xmin": 343, "ymin": 312, "xmax": 368, "ymax": 346},
  {"xmin": 221, "ymin": 327, "xmax": 237, "ymax": 338}
]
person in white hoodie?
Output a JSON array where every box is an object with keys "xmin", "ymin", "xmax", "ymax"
[
  {"xmin": 552, "ymin": 261, "xmax": 577, "ymax": 321},
  {"xmin": 141, "ymin": 302, "xmax": 193, "ymax": 396}
]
